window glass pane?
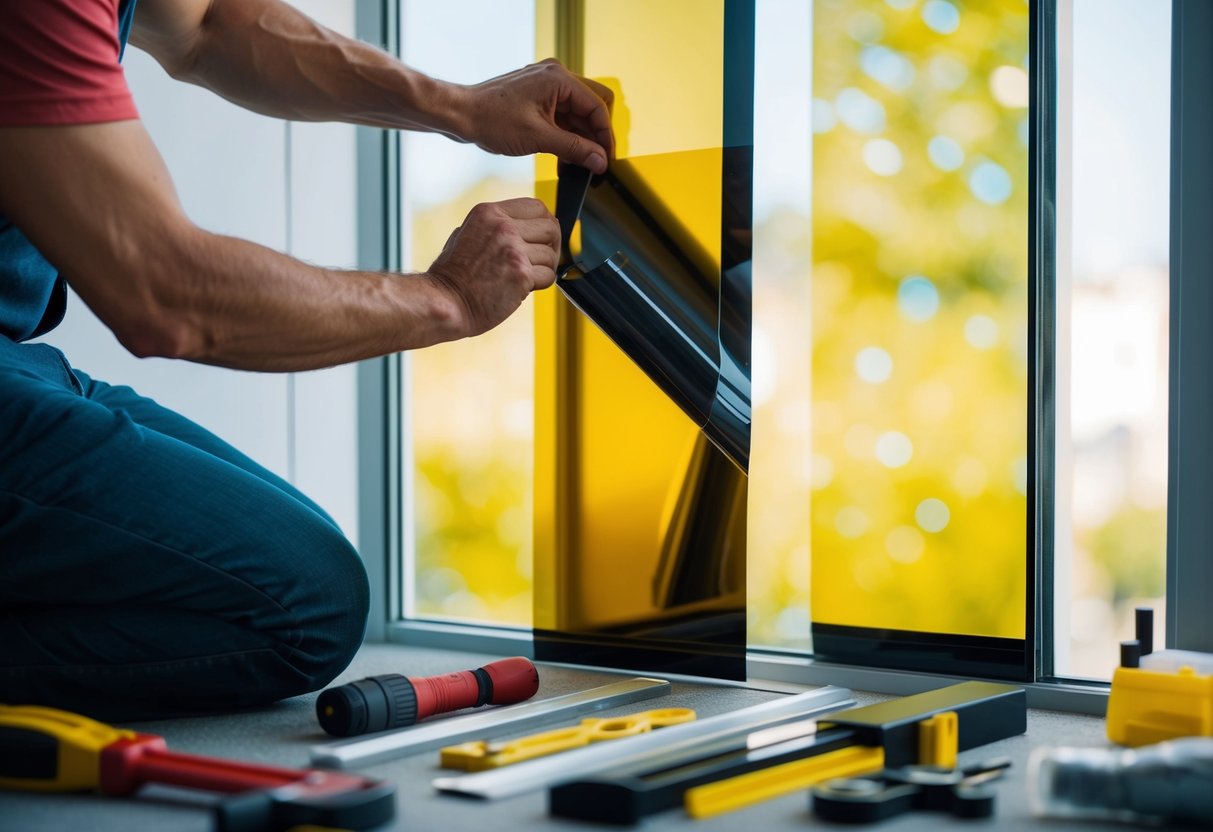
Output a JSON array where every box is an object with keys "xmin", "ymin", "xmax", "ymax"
[
  {"xmin": 747, "ymin": 0, "xmax": 814, "ymax": 650},
  {"xmin": 400, "ymin": 0, "xmax": 537, "ymax": 626},
  {"xmin": 809, "ymin": 0, "xmax": 1031, "ymax": 646},
  {"xmin": 1054, "ymin": 0, "xmax": 1170, "ymax": 678},
  {"xmin": 532, "ymin": 0, "xmax": 749, "ymax": 679}
]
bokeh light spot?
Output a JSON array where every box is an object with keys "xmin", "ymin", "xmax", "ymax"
[
  {"xmin": 964, "ymin": 314, "xmax": 1000, "ymax": 349},
  {"xmin": 928, "ymin": 135, "xmax": 965, "ymax": 171},
  {"xmin": 836, "ymin": 506, "xmax": 870, "ymax": 539},
  {"xmin": 922, "ymin": 0, "xmax": 961, "ymax": 34},
  {"xmin": 420, "ymin": 567, "xmax": 467, "ymax": 605},
  {"xmin": 916, "ymin": 498, "xmax": 951, "ymax": 532},
  {"xmin": 940, "ymin": 101, "xmax": 997, "ymax": 143},
  {"xmin": 928, "ymin": 54, "xmax": 968, "ymax": 90},
  {"xmin": 990, "ymin": 65, "xmax": 1030, "ymax": 107},
  {"xmin": 847, "ymin": 10, "xmax": 885, "ymax": 44},
  {"xmin": 775, "ymin": 605, "xmax": 812, "ymax": 642},
  {"xmin": 810, "ymin": 453, "xmax": 836, "ymax": 489},
  {"xmin": 898, "ymin": 275, "xmax": 940, "ymax": 321},
  {"xmin": 855, "ymin": 346, "xmax": 894, "ymax": 383},
  {"xmin": 812, "ymin": 97, "xmax": 837, "ymax": 134},
  {"xmin": 861, "ymin": 46, "xmax": 915, "ymax": 91},
  {"xmin": 836, "ymin": 87, "xmax": 887, "ymax": 134},
  {"xmin": 864, "ymin": 138, "xmax": 904, "ymax": 176},
  {"xmin": 886, "ymin": 525, "xmax": 926, "ymax": 563},
  {"xmin": 875, "ymin": 431, "xmax": 914, "ymax": 468},
  {"xmin": 952, "ymin": 457, "xmax": 989, "ymax": 498},
  {"xmin": 969, "ymin": 161, "xmax": 1013, "ymax": 204}
]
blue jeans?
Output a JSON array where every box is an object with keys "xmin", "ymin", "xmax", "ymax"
[{"xmin": 0, "ymin": 337, "xmax": 369, "ymax": 721}]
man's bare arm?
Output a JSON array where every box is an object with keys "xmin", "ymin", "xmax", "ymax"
[
  {"xmin": 131, "ymin": 0, "xmax": 614, "ymax": 172},
  {"xmin": 0, "ymin": 121, "xmax": 559, "ymax": 371}
]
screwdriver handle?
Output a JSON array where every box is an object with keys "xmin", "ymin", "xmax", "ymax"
[
  {"xmin": 317, "ymin": 656, "xmax": 540, "ymax": 736},
  {"xmin": 409, "ymin": 656, "xmax": 539, "ymax": 720}
]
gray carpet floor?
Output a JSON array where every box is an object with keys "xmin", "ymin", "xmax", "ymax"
[{"xmin": 0, "ymin": 643, "xmax": 1119, "ymax": 831}]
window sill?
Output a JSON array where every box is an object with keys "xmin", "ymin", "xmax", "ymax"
[{"xmin": 385, "ymin": 620, "xmax": 1109, "ymax": 715}]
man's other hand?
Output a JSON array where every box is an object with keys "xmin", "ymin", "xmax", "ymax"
[
  {"xmin": 464, "ymin": 59, "xmax": 614, "ymax": 175},
  {"xmin": 425, "ymin": 198, "xmax": 561, "ymax": 339}
]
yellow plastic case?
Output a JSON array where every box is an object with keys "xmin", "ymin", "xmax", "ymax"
[{"xmin": 1106, "ymin": 665, "xmax": 1213, "ymax": 747}]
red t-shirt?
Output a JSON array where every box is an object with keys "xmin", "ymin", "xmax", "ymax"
[{"xmin": 0, "ymin": 0, "xmax": 138, "ymax": 126}]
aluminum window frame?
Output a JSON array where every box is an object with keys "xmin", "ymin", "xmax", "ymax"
[
  {"xmin": 1166, "ymin": 0, "xmax": 1213, "ymax": 655},
  {"xmin": 357, "ymin": 0, "xmax": 1213, "ymax": 712},
  {"xmin": 355, "ymin": 0, "xmax": 403, "ymax": 643}
]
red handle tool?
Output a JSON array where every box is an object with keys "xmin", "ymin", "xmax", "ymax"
[{"xmin": 0, "ymin": 705, "xmax": 395, "ymax": 832}]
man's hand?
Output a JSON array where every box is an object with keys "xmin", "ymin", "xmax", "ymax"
[
  {"xmin": 425, "ymin": 198, "xmax": 561, "ymax": 339},
  {"xmin": 461, "ymin": 59, "xmax": 615, "ymax": 175}
]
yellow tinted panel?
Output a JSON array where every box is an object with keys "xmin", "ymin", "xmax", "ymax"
[{"xmin": 534, "ymin": 0, "xmax": 747, "ymax": 676}]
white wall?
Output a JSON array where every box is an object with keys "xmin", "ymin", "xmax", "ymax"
[{"xmin": 34, "ymin": 1, "xmax": 361, "ymax": 546}]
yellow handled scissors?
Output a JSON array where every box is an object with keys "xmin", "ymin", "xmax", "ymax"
[{"xmin": 440, "ymin": 707, "xmax": 697, "ymax": 771}]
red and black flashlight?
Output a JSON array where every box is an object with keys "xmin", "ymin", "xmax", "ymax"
[{"xmin": 316, "ymin": 656, "xmax": 539, "ymax": 737}]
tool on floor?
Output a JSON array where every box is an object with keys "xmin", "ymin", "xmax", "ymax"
[
  {"xmin": 432, "ymin": 686, "xmax": 855, "ymax": 800},
  {"xmin": 812, "ymin": 757, "xmax": 1012, "ymax": 823},
  {"xmin": 1107, "ymin": 607, "xmax": 1213, "ymax": 747},
  {"xmin": 440, "ymin": 707, "xmax": 696, "ymax": 771},
  {"xmin": 548, "ymin": 681, "xmax": 1024, "ymax": 825},
  {"xmin": 686, "ymin": 744, "xmax": 885, "ymax": 820},
  {"xmin": 312, "ymin": 676, "xmax": 673, "ymax": 769},
  {"xmin": 0, "ymin": 705, "xmax": 395, "ymax": 832},
  {"xmin": 316, "ymin": 656, "xmax": 539, "ymax": 737},
  {"xmin": 1028, "ymin": 737, "xmax": 1213, "ymax": 827},
  {"xmin": 681, "ymin": 710, "xmax": 960, "ymax": 819}
]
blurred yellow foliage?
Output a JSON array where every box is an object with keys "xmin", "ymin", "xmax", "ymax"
[{"xmin": 807, "ymin": 0, "xmax": 1029, "ymax": 638}]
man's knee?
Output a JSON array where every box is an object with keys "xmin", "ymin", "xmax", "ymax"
[{"xmin": 285, "ymin": 522, "xmax": 370, "ymax": 692}]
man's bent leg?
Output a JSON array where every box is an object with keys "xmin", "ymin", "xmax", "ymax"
[
  {"xmin": 0, "ymin": 357, "xmax": 369, "ymax": 721},
  {"xmin": 72, "ymin": 369, "xmax": 341, "ymax": 531}
]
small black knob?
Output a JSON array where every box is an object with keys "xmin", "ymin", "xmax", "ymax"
[{"xmin": 1120, "ymin": 639, "xmax": 1142, "ymax": 668}]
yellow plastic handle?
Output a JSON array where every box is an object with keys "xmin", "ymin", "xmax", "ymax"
[
  {"xmin": 586, "ymin": 707, "xmax": 696, "ymax": 740},
  {"xmin": 439, "ymin": 707, "xmax": 697, "ymax": 771},
  {"xmin": 0, "ymin": 705, "xmax": 134, "ymax": 792}
]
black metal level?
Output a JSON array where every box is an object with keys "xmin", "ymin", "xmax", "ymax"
[{"xmin": 548, "ymin": 681, "xmax": 1026, "ymax": 825}]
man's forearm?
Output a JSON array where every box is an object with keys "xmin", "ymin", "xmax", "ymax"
[
  {"xmin": 0, "ymin": 119, "xmax": 558, "ymax": 373},
  {"xmin": 147, "ymin": 230, "xmax": 462, "ymax": 371},
  {"xmin": 136, "ymin": 0, "xmax": 473, "ymax": 138},
  {"xmin": 138, "ymin": 193, "xmax": 557, "ymax": 369},
  {"xmin": 133, "ymin": 0, "xmax": 615, "ymax": 172}
]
